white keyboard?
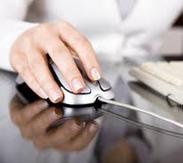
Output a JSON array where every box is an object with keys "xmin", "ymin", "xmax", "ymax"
[{"xmin": 130, "ymin": 61, "xmax": 183, "ymax": 106}]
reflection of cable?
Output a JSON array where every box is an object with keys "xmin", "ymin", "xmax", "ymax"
[
  {"xmin": 100, "ymin": 107, "xmax": 183, "ymax": 140},
  {"xmin": 98, "ymin": 97, "xmax": 183, "ymax": 129}
]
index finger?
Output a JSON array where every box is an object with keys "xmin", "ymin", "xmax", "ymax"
[{"xmin": 58, "ymin": 22, "xmax": 101, "ymax": 81}]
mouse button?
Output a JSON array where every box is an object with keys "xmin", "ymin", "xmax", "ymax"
[
  {"xmin": 78, "ymin": 68, "xmax": 90, "ymax": 82},
  {"xmin": 85, "ymin": 80, "xmax": 98, "ymax": 88},
  {"xmin": 98, "ymin": 78, "xmax": 112, "ymax": 91},
  {"xmin": 59, "ymin": 77, "xmax": 71, "ymax": 91},
  {"xmin": 75, "ymin": 59, "xmax": 91, "ymax": 81}
]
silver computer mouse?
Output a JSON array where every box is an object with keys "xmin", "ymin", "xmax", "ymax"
[
  {"xmin": 16, "ymin": 59, "xmax": 114, "ymax": 106},
  {"xmin": 50, "ymin": 61, "xmax": 115, "ymax": 106}
]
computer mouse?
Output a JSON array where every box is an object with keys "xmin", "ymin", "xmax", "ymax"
[{"xmin": 16, "ymin": 58, "xmax": 115, "ymax": 106}]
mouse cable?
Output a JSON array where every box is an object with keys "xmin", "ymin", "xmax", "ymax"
[
  {"xmin": 100, "ymin": 106, "xmax": 183, "ymax": 139},
  {"xmin": 98, "ymin": 97, "xmax": 183, "ymax": 129}
]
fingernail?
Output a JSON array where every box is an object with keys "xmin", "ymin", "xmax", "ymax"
[
  {"xmin": 49, "ymin": 89, "xmax": 62, "ymax": 103},
  {"xmin": 91, "ymin": 68, "xmax": 101, "ymax": 80},
  {"xmin": 40, "ymin": 89, "xmax": 48, "ymax": 99},
  {"xmin": 54, "ymin": 108, "xmax": 63, "ymax": 117},
  {"xmin": 89, "ymin": 123, "xmax": 98, "ymax": 133},
  {"xmin": 71, "ymin": 78, "xmax": 84, "ymax": 93}
]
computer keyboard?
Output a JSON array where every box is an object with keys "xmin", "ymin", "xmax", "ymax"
[{"xmin": 129, "ymin": 61, "xmax": 183, "ymax": 106}]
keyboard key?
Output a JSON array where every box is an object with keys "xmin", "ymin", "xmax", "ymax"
[{"xmin": 140, "ymin": 62, "xmax": 183, "ymax": 86}]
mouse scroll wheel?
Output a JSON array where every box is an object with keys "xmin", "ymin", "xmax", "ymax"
[{"xmin": 98, "ymin": 78, "xmax": 112, "ymax": 91}]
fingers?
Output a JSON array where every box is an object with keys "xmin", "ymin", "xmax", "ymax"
[
  {"xmin": 70, "ymin": 122, "xmax": 98, "ymax": 149},
  {"xmin": 10, "ymin": 99, "xmax": 48, "ymax": 126},
  {"xmin": 37, "ymin": 121, "xmax": 98, "ymax": 151},
  {"xmin": 33, "ymin": 119, "xmax": 85, "ymax": 149},
  {"xmin": 46, "ymin": 119, "xmax": 85, "ymax": 145},
  {"xmin": 43, "ymin": 38, "xmax": 85, "ymax": 93},
  {"xmin": 10, "ymin": 96, "xmax": 24, "ymax": 124},
  {"xmin": 10, "ymin": 96, "xmax": 98, "ymax": 151},
  {"xmin": 25, "ymin": 107, "xmax": 63, "ymax": 137},
  {"xmin": 58, "ymin": 22, "xmax": 101, "ymax": 81},
  {"xmin": 11, "ymin": 22, "xmax": 101, "ymax": 101},
  {"xmin": 26, "ymin": 48, "xmax": 63, "ymax": 103},
  {"xmin": 13, "ymin": 53, "xmax": 48, "ymax": 99},
  {"xmin": 20, "ymin": 101, "xmax": 48, "ymax": 125},
  {"xmin": 57, "ymin": 122, "xmax": 98, "ymax": 151}
]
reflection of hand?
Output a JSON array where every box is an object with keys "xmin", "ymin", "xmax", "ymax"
[
  {"xmin": 10, "ymin": 21, "xmax": 101, "ymax": 103},
  {"xmin": 10, "ymin": 96, "xmax": 98, "ymax": 151}
]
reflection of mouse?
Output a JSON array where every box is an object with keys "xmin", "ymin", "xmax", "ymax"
[{"xmin": 16, "ymin": 59, "xmax": 114, "ymax": 106}]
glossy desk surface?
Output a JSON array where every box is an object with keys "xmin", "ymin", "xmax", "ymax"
[{"xmin": 1, "ymin": 56, "xmax": 183, "ymax": 163}]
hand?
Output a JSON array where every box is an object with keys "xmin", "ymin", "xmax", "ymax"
[
  {"xmin": 10, "ymin": 21, "xmax": 101, "ymax": 103},
  {"xmin": 10, "ymin": 96, "xmax": 99, "ymax": 151}
]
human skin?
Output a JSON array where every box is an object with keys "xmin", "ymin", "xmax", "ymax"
[
  {"xmin": 10, "ymin": 21, "xmax": 101, "ymax": 103},
  {"xmin": 10, "ymin": 96, "xmax": 98, "ymax": 151}
]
